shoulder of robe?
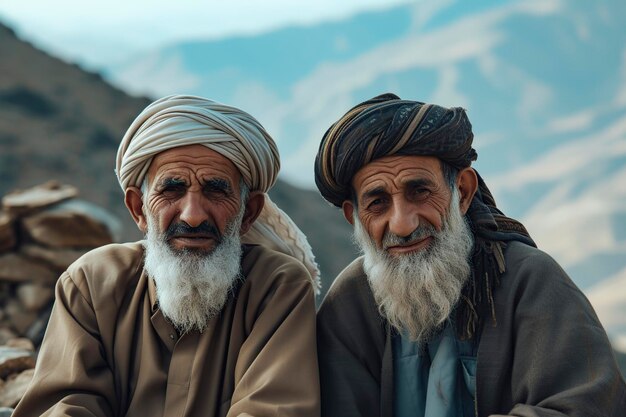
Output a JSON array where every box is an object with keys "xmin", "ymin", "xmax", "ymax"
[
  {"xmin": 242, "ymin": 244, "xmax": 313, "ymax": 289},
  {"xmin": 63, "ymin": 241, "xmax": 145, "ymax": 305},
  {"xmin": 322, "ymin": 256, "xmax": 368, "ymax": 304},
  {"xmin": 317, "ymin": 256, "xmax": 386, "ymax": 348},
  {"xmin": 498, "ymin": 240, "xmax": 588, "ymax": 306},
  {"xmin": 318, "ymin": 256, "xmax": 380, "ymax": 322}
]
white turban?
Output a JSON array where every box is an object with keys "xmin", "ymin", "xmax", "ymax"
[{"xmin": 116, "ymin": 95, "xmax": 320, "ymax": 290}]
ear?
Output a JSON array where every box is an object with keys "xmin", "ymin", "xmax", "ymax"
[
  {"xmin": 341, "ymin": 200, "xmax": 355, "ymax": 225},
  {"xmin": 239, "ymin": 191, "xmax": 265, "ymax": 235},
  {"xmin": 125, "ymin": 186, "xmax": 148, "ymax": 233},
  {"xmin": 456, "ymin": 167, "xmax": 478, "ymax": 215}
]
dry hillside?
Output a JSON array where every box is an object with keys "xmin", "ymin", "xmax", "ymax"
[{"xmin": 0, "ymin": 22, "xmax": 355, "ymax": 292}]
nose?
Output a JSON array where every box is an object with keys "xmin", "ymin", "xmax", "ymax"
[
  {"xmin": 387, "ymin": 197, "xmax": 419, "ymax": 238},
  {"xmin": 178, "ymin": 191, "xmax": 210, "ymax": 228}
]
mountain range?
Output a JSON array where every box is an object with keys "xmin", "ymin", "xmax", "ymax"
[
  {"xmin": 1, "ymin": 0, "xmax": 625, "ymax": 363},
  {"xmin": 0, "ymin": 22, "xmax": 356, "ymax": 293},
  {"xmin": 104, "ymin": 0, "xmax": 626, "ymax": 352}
]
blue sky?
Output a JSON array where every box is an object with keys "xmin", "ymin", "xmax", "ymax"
[{"xmin": 0, "ymin": 0, "xmax": 410, "ymax": 69}]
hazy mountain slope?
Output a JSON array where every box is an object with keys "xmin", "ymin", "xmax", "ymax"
[
  {"xmin": 104, "ymin": 0, "xmax": 626, "ymax": 345},
  {"xmin": 108, "ymin": 6, "xmax": 413, "ymax": 101},
  {"xmin": 0, "ymin": 23, "xmax": 355, "ymax": 291},
  {"xmin": 491, "ymin": 114, "xmax": 626, "ymax": 288},
  {"xmin": 0, "ymin": 24, "xmax": 151, "ymax": 236},
  {"xmin": 106, "ymin": 0, "xmax": 626, "ymax": 183}
]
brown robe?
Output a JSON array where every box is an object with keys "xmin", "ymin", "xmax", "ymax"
[
  {"xmin": 13, "ymin": 242, "xmax": 320, "ymax": 417},
  {"xmin": 317, "ymin": 241, "xmax": 626, "ymax": 417}
]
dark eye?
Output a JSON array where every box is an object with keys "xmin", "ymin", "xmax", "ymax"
[
  {"xmin": 164, "ymin": 184, "xmax": 183, "ymax": 192},
  {"xmin": 160, "ymin": 182, "xmax": 186, "ymax": 196},
  {"xmin": 366, "ymin": 197, "xmax": 388, "ymax": 212},
  {"xmin": 410, "ymin": 187, "xmax": 430, "ymax": 200},
  {"xmin": 203, "ymin": 183, "xmax": 231, "ymax": 198}
]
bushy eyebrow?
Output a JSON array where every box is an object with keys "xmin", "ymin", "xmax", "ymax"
[
  {"xmin": 403, "ymin": 178, "xmax": 435, "ymax": 189},
  {"xmin": 360, "ymin": 178, "xmax": 435, "ymax": 202},
  {"xmin": 203, "ymin": 178, "xmax": 233, "ymax": 195},
  {"xmin": 158, "ymin": 177, "xmax": 187, "ymax": 189}
]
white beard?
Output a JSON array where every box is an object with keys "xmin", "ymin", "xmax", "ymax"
[
  {"xmin": 353, "ymin": 187, "xmax": 474, "ymax": 343},
  {"xmin": 143, "ymin": 208, "xmax": 244, "ymax": 334}
]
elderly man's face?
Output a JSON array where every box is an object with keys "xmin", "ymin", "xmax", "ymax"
[
  {"xmin": 346, "ymin": 155, "xmax": 454, "ymax": 256},
  {"xmin": 346, "ymin": 154, "xmax": 477, "ymax": 342},
  {"xmin": 143, "ymin": 144, "xmax": 245, "ymax": 254}
]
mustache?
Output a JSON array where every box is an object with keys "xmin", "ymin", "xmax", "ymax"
[
  {"xmin": 164, "ymin": 221, "xmax": 221, "ymax": 242},
  {"xmin": 383, "ymin": 224, "xmax": 437, "ymax": 249}
]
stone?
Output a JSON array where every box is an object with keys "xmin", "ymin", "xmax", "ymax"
[
  {"xmin": 0, "ymin": 368, "xmax": 35, "ymax": 407},
  {"xmin": 3, "ymin": 301, "xmax": 38, "ymax": 336},
  {"xmin": 21, "ymin": 201, "xmax": 113, "ymax": 248},
  {"xmin": 0, "ymin": 347, "xmax": 35, "ymax": 379},
  {"xmin": 0, "ymin": 328, "xmax": 17, "ymax": 346},
  {"xmin": 4, "ymin": 339, "xmax": 34, "ymax": 352},
  {"xmin": 21, "ymin": 244, "xmax": 86, "ymax": 271},
  {"xmin": 0, "ymin": 212, "xmax": 15, "ymax": 253},
  {"xmin": 60, "ymin": 199, "xmax": 122, "ymax": 242},
  {"xmin": 1, "ymin": 181, "xmax": 77, "ymax": 216},
  {"xmin": 16, "ymin": 283, "xmax": 54, "ymax": 312},
  {"xmin": 0, "ymin": 253, "xmax": 58, "ymax": 284}
]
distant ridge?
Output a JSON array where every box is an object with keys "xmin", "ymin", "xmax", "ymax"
[{"xmin": 0, "ymin": 21, "xmax": 355, "ymax": 291}]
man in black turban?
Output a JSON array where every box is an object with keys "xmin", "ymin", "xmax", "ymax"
[{"xmin": 314, "ymin": 93, "xmax": 626, "ymax": 417}]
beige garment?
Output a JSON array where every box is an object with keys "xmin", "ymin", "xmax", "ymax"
[{"xmin": 13, "ymin": 242, "xmax": 320, "ymax": 417}]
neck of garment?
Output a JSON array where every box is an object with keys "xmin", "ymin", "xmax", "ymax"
[{"xmin": 392, "ymin": 321, "xmax": 478, "ymax": 417}]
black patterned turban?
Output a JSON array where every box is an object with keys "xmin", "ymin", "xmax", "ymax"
[
  {"xmin": 315, "ymin": 93, "xmax": 536, "ymax": 339},
  {"xmin": 314, "ymin": 93, "xmax": 477, "ymax": 207}
]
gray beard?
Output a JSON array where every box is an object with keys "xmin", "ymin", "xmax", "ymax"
[
  {"xmin": 143, "ymin": 209, "xmax": 244, "ymax": 334},
  {"xmin": 353, "ymin": 188, "xmax": 474, "ymax": 343}
]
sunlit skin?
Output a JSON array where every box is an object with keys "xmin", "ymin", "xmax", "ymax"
[
  {"xmin": 124, "ymin": 144, "xmax": 264, "ymax": 253},
  {"xmin": 342, "ymin": 155, "xmax": 477, "ymax": 257}
]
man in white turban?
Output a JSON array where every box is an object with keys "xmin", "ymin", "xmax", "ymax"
[{"xmin": 13, "ymin": 95, "xmax": 321, "ymax": 417}]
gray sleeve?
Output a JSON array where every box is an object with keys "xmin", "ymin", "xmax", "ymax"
[
  {"xmin": 479, "ymin": 244, "xmax": 626, "ymax": 417},
  {"xmin": 317, "ymin": 270, "xmax": 388, "ymax": 417}
]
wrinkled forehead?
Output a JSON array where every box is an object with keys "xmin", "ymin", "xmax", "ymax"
[
  {"xmin": 146, "ymin": 144, "xmax": 242, "ymax": 185},
  {"xmin": 351, "ymin": 155, "xmax": 445, "ymax": 195}
]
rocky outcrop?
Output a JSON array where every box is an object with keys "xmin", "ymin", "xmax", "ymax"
[{"xmin": 0, "ymin": 182, "xmax": 117, "ymax": 411}]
